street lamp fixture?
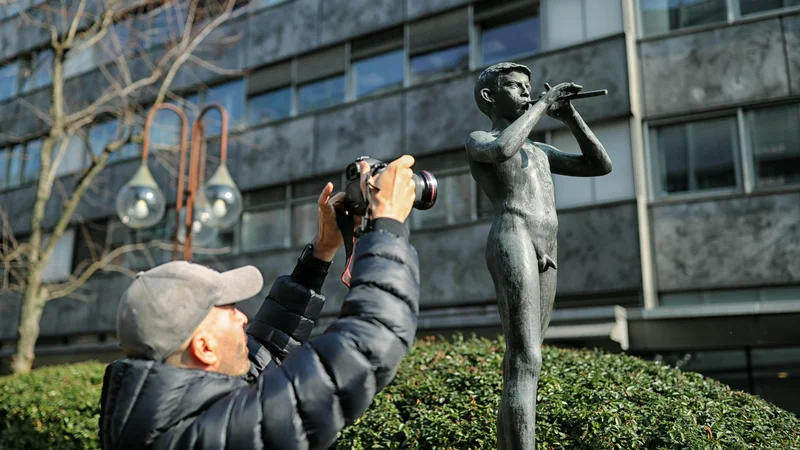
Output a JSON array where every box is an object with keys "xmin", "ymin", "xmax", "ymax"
[{"xmin": 115, "ymin": 102, "xmax": 242, "ymax": 262}]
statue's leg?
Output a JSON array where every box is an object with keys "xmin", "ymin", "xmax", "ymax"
[
  {"xmin": 488, "ymin": 232, "xmax": 542, "ymax": 450},
  {"xmin": 538, "ymin": 241, "xmax": 557, "ymax": 341}
]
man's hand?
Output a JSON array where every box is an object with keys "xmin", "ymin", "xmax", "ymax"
[
  {"xmin": 359, "ymin": 155, "xmax": 416, "ymax": 223},
  {"xmin": 312, "ymin": 183, "xmax": 362, "ymax": 261},
  {"xmin": 540, "ymin": 82, "xmax": 581, "ymax": 122}
]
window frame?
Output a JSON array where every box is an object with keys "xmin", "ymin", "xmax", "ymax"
[{"xmin": 647, "ymin": 112, "xmax": 743, "ymax": 200}]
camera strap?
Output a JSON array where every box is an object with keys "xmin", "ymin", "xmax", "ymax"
[{"xmin": 336, "ymin": 210, "xmax": 357, "ymax": 287}]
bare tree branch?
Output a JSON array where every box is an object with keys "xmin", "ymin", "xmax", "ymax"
[
  {"xmin": 187, "ymin": 54, "xmax": 245, "ymax": 77},
  {"xmin": 65, "ymin": 0, "xmax": 90, "ymax": 46},
  {"xmin": 155, "ymin": 0, "xmax": 236, "ymax": 104},
  {"xmin": 44, "ymin": 241, "xmax": 153, "ymax": 301}
]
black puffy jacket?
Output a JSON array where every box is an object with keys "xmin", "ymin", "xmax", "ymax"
[{"xmin": 99, "ymin": 228, "xmax": 419, "ymax": 449}]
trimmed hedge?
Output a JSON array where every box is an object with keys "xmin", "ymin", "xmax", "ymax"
[{"xmin": 1, "ymin": 336, "xmax": 798, "ymax": 449}]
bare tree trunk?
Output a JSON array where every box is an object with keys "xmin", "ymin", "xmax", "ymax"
[{"xmin": 11, "ymin": 273, "xmax": 45, "ymax": 375}]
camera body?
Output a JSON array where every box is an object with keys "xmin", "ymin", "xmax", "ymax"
[{"xmin": 343, "ymin": 156, "xmax": 438, "ymax": 216}]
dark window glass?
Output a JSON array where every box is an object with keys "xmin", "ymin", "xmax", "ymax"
[
  {"xmin": 248, "ymin": 86, "xmax": 291, "ymax": 125},
  {"xmin": 640, "ymin": 0, "xmax": 727, "ymax": 36},
  {"xmin": 352, "ymin": 50, "xmax": 404, "ymax": 98},
  {"xmin": 0, "ymin": 60, "xmax": 19, "ymax": 102},
  {"xmin": 409, "ymin": 172, "xmax": 471, "ymax": 229},
  {"xmin": 748, "ymin": 103, "xmax": 800, "ymax": 188},
  {"xmin": 298, "ymin": 75, "xmax": 345, "ymax": 113},
  {"xmin": 652, "ymin": 116, "xmax": 738, "ymax": 195},
  {"xmin": 240, "ymin": 207, "xmax": 288, "ymax": 251},
  {"xmin": 22, "ymin": 140, "xmax": 41, "ymax": 184},
  {"xmin": 6, "ymin": 145, "xmax": 23, "ymax": 189},
  {"xmin": 410, "ymin": 45, "xmax": 469, "ymax": 84},
  {"xmin": 203, "ymin": 80, "xmax": 245, "ymax": 136},
  {"xmin": 740, "ymin": 0, "xmax": 800, "ymax": 15},
  {"xmin": 481, "ymin": 16, "xmax": 541, "ymax": 65},
  {"xmin": 0, "ymin": 150, "xmax": 8, "ymax": 190}
]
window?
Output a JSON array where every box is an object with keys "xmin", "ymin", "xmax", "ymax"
[
  {"xmin": 6, "ymin": 145, "xmax": 23, "ymax": 189},
  {"xmin": 202, "ymin": 79, "xmax": 245, "ymax": 136},
  {"xmin": 0, "ymin": 149, "xmax": 8, "ymax": 190},
  {"xmin": 247, "ymin": 61, "xmax": 292, "ymax": 124},
  {"xmin": 298, "ymin": 75, "xmax": 345, "ymax": 113},
  {"xmin": 89, "ymin": 121, "xmax": 117, "ymax": 159},
  {"xmin": 650, "ymin": 116, "xmax": 739, "ymax": 196},
  {"xmin": 21, "ymin": 49, "xmax": 53, "ymax": 93},
  {"xmin": 290, "ymin": 175, "xmax": 334, "ymax": 245},
  {"xmin": 248, "ymin": 87, "xmax": 291, "ymax": 124},
  {"xmin": 477, "ymin": 2, "xmax": 540, "ymax": 65},
  {"xmin": 408, "ymin": 150, "xmax": 472, "ymax": 229},
  {"xmin": 296, "ymin": 46, "xmax": 346, "ymax": 113},
  {"xmin": 240, "ymin": 185, "xmax": 288, "ymax": 251},
  {"xmin": 747, "ymin": 103, "xmax": 800, "ymax": 188},
  {"xmin": 63, "ymin": 38, "xmax": 94, "ymax": 79},
  {"xmin": 739, "ymin": 0, "xmax": 800, "ymax": 15},
  {"xmin": 350, "ymin": 28, "xmax": 405, "ymax": 98},
  {"xmin": 640, "ymin": 0, "xmax": 727, "ymax": 36},
  {"xmin": 125, "ymin": 212, "xmax": 175, "ymax": 269},
  {"xmin": 551, "ymin": 121, "xmax": 635, "ymax": 208},
  {"xmin": 352, "ymin": 50, "xmax": 404, "ymax": 98},
  {"xmin": 0, "ymin": 0, "xmax": 27, "ymax": 20},
  {"xmin": 0, "ymin": 60, "xmax": 19, "ymax": 102},
  {"xmin": 409, "ymin": 9, "xmax": 470, "ymax": 84},
  {"xmin": 22, "ymin": 139, "xmax": 41, "ymax": 184}
]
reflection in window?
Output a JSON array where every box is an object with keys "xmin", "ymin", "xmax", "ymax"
[
  {"xmin": 298, "ymin": 75, "xmax": 345, "ymax": 114},
  {"xmin": 55, "ymin": 134, "xmax": 88, "ymax": 176},
  {"xmin": 22, "ymin": 141, "xmax": 41, "ymax": 184},
  {"xmin": 0, "ymin": 150, "xmax": 8, "ymax": 190},
  {"xmin": 739, "ymin": 0, "xmax": 800, "ymax": 15},
  {"xmin": 410, "ymin": 45, "xmax": 469, "ymax": 84},
  {"xmin": 203, "ymin": 80, "xmax": 245, "ymax": 136},
  {"xmin": 22, "ymin": 50, "xmax": 53, "ymax": 93},
  {"xmin": 248, "ymin": 86, "xmax": 291, "ymax": 125},
  {"xmin": 747, "ymin": 103, "xmax": 800, "ymax": 188},
  {"xmin": 6, "ymin": 145, "xmax": 23, "ymax": 189},
  {"xmin": 481, "ymin": 16, "xmax": 541, "ymax": 66},
  {"xmin": 640, "ymin": 0, "xmax": 727, "ymax": 36},
  {"xmin": 651, "ymin": 116, "xmax": 739, "ymax": 195},
  {"xmin": 0, "ymin": 60, "xmax": 19, "ymax": 102},
  {"xmin": 352, "ymin": 50, "xmax": 404, "ymax": 98},
  {"xmin": 410, "ymin": 172, "xmax": 472, "ymax": 229},
  {"xmin": 240, "ymin": 207, "xmax": 288, "ymax": 251}
]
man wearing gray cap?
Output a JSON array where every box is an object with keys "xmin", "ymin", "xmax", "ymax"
[{"xmin": 99, "ymin": 156, "xmax": 420, "ymax": 450}]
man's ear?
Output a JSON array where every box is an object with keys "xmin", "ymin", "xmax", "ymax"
[
  {"xmin": 187, "ymin": 330, "xmax": 218, "ymax": 367},
  {"xmin": 480, "ymin": 88, "xmax": 494, "ymax": 106}
]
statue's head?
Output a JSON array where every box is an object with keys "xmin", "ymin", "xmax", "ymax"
[{"xmin": 474, "ymin": 62, "xmax": 532, "ymax": 121}]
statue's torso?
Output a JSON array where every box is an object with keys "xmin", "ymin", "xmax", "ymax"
[{"xmin": 469, "ymin": 139, "xmax": 558, "ymax": 251}]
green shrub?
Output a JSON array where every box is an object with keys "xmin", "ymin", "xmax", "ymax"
[
  {"xmin": 1, "ymin": 336, "xmax": 798, "ymax": 449},
  {"xmin": 0, "ymin": 361, "xmax": 104, "ymax": 450}
]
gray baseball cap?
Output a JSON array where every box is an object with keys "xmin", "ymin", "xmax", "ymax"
[{"xmin": 116, "ymin": 261, "xmax": 264, "ymax": 361}]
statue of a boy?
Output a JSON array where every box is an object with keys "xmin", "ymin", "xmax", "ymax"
[{"xmin": 466, "ymin": 62, "xmax": 613, "ymax": 449}]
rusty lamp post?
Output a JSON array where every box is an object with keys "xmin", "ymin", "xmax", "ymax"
[{"xmin": 115, "ymin": 103, "xmax": 242, "ymax": 262}]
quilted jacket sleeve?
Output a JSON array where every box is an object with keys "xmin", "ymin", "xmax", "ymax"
[
  {"xmin": 246, "ymin": 255, "xmax": 329, "ymax": 372},
  {"xmin": 196, "ymin": 228, "xmax": 420, "ymax": 450}
]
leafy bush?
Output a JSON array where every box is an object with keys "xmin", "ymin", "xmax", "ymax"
[
  {"xmin": 0, "ymin": 361, "xmax": 104, "ymax": 450},
  {"xmin": 1, "ymin": 336, "xmax": 798, "ymax": 449}
]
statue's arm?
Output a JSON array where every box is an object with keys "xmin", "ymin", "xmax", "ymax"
[
  {"xmin": 540, "ymin": 107, "xmax": 612, "ymax": 177},
  {"xmin": 466, "ymin": 101, "xmax": 551, "ymax": 164}
]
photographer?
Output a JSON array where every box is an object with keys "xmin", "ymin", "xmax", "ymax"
[{"xmin": 99, "ymin": 155, "xmax": 420, "ymax": 450}]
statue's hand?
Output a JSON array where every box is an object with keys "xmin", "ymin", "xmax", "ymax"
[{"xmin": 540, "ymin": 82, "xmax": 581, "ymax": 122}]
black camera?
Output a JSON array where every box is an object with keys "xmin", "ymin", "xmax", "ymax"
[{"xmin": 343, "ymin": 156, "xmax": 438, "ymax": 216}]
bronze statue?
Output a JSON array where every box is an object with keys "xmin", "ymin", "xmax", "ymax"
[{"xmin": 466, "ymin": 62, "xmax": 613, "ymax": 449}]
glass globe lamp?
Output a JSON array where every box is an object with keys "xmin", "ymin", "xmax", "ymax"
[
  {"xmin": 176, "ymin": 194, "xmax": 218, "ymax": 247},
  {"xmin": 115, "ymin": 165, "xmax": 166, "ymax": 229},
  {"xmin": 200, "ymin": 165, "xmax": 243, "ymax": 230}
]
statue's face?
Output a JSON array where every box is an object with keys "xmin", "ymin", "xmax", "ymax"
[{"xmin": 493, "ymin": 71, "xmax": 532, "ymax": 121}]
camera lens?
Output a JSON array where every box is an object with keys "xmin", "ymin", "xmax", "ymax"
[{"xmin": 413, "ymin": 170, "xmax": 437, "ymax": 210}]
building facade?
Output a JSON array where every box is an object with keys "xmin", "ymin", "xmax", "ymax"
[{"xmin": 0, "ymin": 0, "xmax": 799, "ymax": 413}]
